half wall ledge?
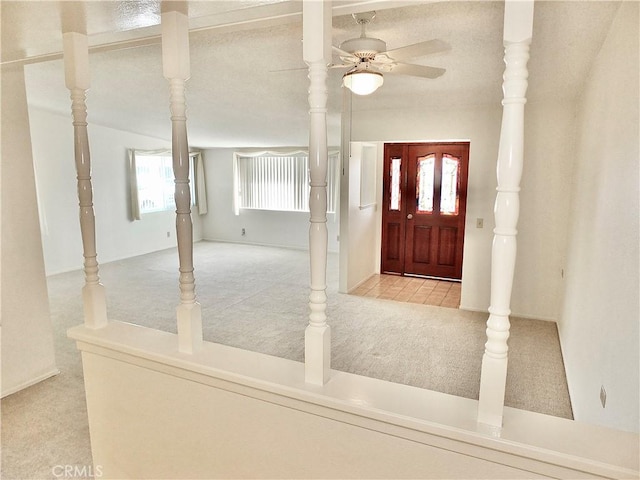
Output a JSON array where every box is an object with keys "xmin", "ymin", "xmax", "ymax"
[{"xmin": 68, "ymin": 321, "xmax": 639, "ymax": 479}]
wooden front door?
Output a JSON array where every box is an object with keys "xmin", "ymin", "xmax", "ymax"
[{"xmin": 381, "ymin": 142, "xmax": 470, "ymax": 280}]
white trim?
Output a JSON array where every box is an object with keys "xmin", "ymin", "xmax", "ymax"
[
  {"xmin": 359, "ymin": 143, "xmax": 377, "ymax": 209},
  {"xmin": 1, "ymin": 368, "xmax": 60, "ymax": 398}
]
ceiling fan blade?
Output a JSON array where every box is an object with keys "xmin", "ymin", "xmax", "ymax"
[
  {"xmin": 269, "ymin": 66, "xmax": 307, "ymax": 73},
  {"xmin": 380, "ymin": 39, "xmax": 450, "ymax": 62},
  {"xmin": 270, "ymin": 63, "xmax": 351, "ymax": 73},
  {"xmin": 332, "ymin": 45, "xmax": 357, "ymax": 61},
  {"xmin": 388, "ymin": 62, "xmax": 446, "ymax": 79},
  {"xmin": 329, "ymin": 63, "xmax": 351, "ymax": 70}
]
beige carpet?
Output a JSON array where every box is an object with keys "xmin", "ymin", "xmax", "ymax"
[{"xmin": 1, "ymin": 241, "xmax": 573, "ymax": 479}]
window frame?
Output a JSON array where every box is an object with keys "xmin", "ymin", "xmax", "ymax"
[
  {"xmin": 232, "ymin": 150, "xmax": 340, "ymax": 216},
  {"xmin": 130, "ymin": 149, "xmax": 199, "ymax": 218}
]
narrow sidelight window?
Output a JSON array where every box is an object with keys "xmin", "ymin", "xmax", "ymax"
[{"xmin": 390, "ymin": 157, "xmax": 402, "ymax": 211}]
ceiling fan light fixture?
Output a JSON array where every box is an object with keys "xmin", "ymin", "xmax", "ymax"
[{"xmin": 343, "ymin": 69, "xmax": 384, "ymax": 96}]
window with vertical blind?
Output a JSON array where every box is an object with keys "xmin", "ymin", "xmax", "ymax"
[{"xmin": 233, "ymin": 151, "xmax": 339, "ymax": 215}]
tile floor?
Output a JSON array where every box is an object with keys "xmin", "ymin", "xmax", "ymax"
[{"xmin": 352, "ymin": 274, "xmax": 461, "ymax": 308}]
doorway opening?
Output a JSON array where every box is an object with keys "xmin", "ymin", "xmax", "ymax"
[{"xmin": 381, "ymin": 142, "xmax": 470, "ymax": 281}]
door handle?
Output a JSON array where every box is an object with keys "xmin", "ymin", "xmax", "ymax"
[{"xmin": 407, "ymin": 214, "xmax": 413, "ymax": 219}]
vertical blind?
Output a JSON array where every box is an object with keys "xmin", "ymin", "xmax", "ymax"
[{"xmin": 233, "ymin": 151, "xmax": 339, "ymax": 215}]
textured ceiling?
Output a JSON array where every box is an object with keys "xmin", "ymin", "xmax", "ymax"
[{"xmin": 2, "ymin": 1, "xmax": 621, "ymax": 148}]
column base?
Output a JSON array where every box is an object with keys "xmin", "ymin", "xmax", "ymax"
[
  {"xmin": 82, "ymin": 283, "xmax": 108, "ymax": 329},
  {"xmin": 477, "ymin": 353, "xmax": 509, "ymax": 431},
  {"xmin": 177, "ymin": 302, "xmax": 203, "ymax": 354},
  {"xmin": 304, "ymin": 324, "xmax": 331, "ymax": 385}
]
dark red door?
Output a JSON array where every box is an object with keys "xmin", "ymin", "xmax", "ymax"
[{"xmin": 381, "ymin": 142, "xmax": 469, "ymax": 280}]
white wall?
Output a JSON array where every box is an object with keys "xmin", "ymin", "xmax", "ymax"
[
  {"xmin": 72, "ymin": 321, "xmax": 639, "ymax": 479},
  {"xmin": 28, "ymin": 108, "xmax": 204, "ymax": 275},
  {"xmin": 517, "ymin": 100, "xmax": 577, "ymax": 318},
  {"xmin": 339, "ymin": 142, "xmax": 379, "ymax": 293},
  {"xmin": 1, "ymin": 65, "xmax": 58, "ymax": 397},
  {"xmin": 202, "ymin": 148, "xmax": 340, "ymax": 253},
  {"xmin": 350, "ymin": 101, "xmax": 574, "ymax": 320},
  {"xmin": 559, "ymin": 1, "xmax": 639, "ymax": 433}
]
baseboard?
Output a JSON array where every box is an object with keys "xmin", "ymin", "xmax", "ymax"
[
  {"xmin": 346, "ymin": 273, "xmax": 376, "ymax": 294},
  {"xmin": 45, "ymin": 246, "xmax": 179, "ymax": 276},
  {"xmin": 202, "ymin": 237, "xmax": 307, "ymax": 252},
  {"xmin": 1, "ymin": 367, "xmax": 60, "ymax": 398},
  {"xmin": 555, "ymin": 323, "xmax": 576, "ymax": 418},
  {"xmin": 202, "ymin": 237, "xmax": 339, "ymax": 254},
  {"xmin": 45, "ymin": 238, "xmax": 338, "ymax": 277},
  {"xmin": 458, "ymin": 305, "xmax": 557, "ymax": 322},
  {"xmin": 458, "ymin": 305, "xmax": 488, "ymax": 314},
  {"xmin": 45, "ymin": 238, "xmax": 208, "ymax": 277}
]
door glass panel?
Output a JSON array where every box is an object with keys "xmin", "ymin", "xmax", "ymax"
[
  {"xmin": 416, "ymin": 154, "xmax": 435, "ymax": 213},
  {"xmin": 440, "ymin": 154, "xmax": 460, "ymax": 215},
  {"xmin": 390, "ymin": 157, "xmax": 401, "ymax": 211}
]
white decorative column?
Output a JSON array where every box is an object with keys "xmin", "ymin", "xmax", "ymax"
[
  {"xmin": 63, "ymin": 32, "xmax": 108, "ymax": 330},
  {"xmin": 303, "ymin": 0, "xmax": 332, "ymax": 385},
  {"xmin": 162, "ymin": 9, "xmax": 203, "ymax": 354},
  {"xmin": 478, "ymin": 0, "xmax": 534, "ymax": 431}
]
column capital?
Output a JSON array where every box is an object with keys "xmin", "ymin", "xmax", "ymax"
[
  {"xmin": 63, "ymin": 32, "xmax": 90, "ymax": 91},
  {"xmin": 303, "ymin": 0, "xmax": 332, "ymax": 64},
  {"xmin": 503, "ymin": 0, "xmax": 534, "ymax": 44},
  {"xmin": 162, "ymin": 10, "xmax": 191, "ymax": 80}
]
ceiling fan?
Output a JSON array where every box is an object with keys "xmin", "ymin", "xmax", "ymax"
[{"xmin": 334, "ymin": 12, "xmax": 450, "ymax": 95}]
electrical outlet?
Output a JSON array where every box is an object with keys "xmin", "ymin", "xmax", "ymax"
[
  {"xmin": 166, "ymin": 231, "xmax": 170, "ymax": 238},
  {"xmin": 600, "ymin": 385, "xmax": 607, "ymax": 408},
  {"xmin": 241, "ymin": 228, "xmax": 246, "ymax": 236},
  {"xmin": 476, "ymin": 218, "xmax": 484, "ymax": 228}
]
